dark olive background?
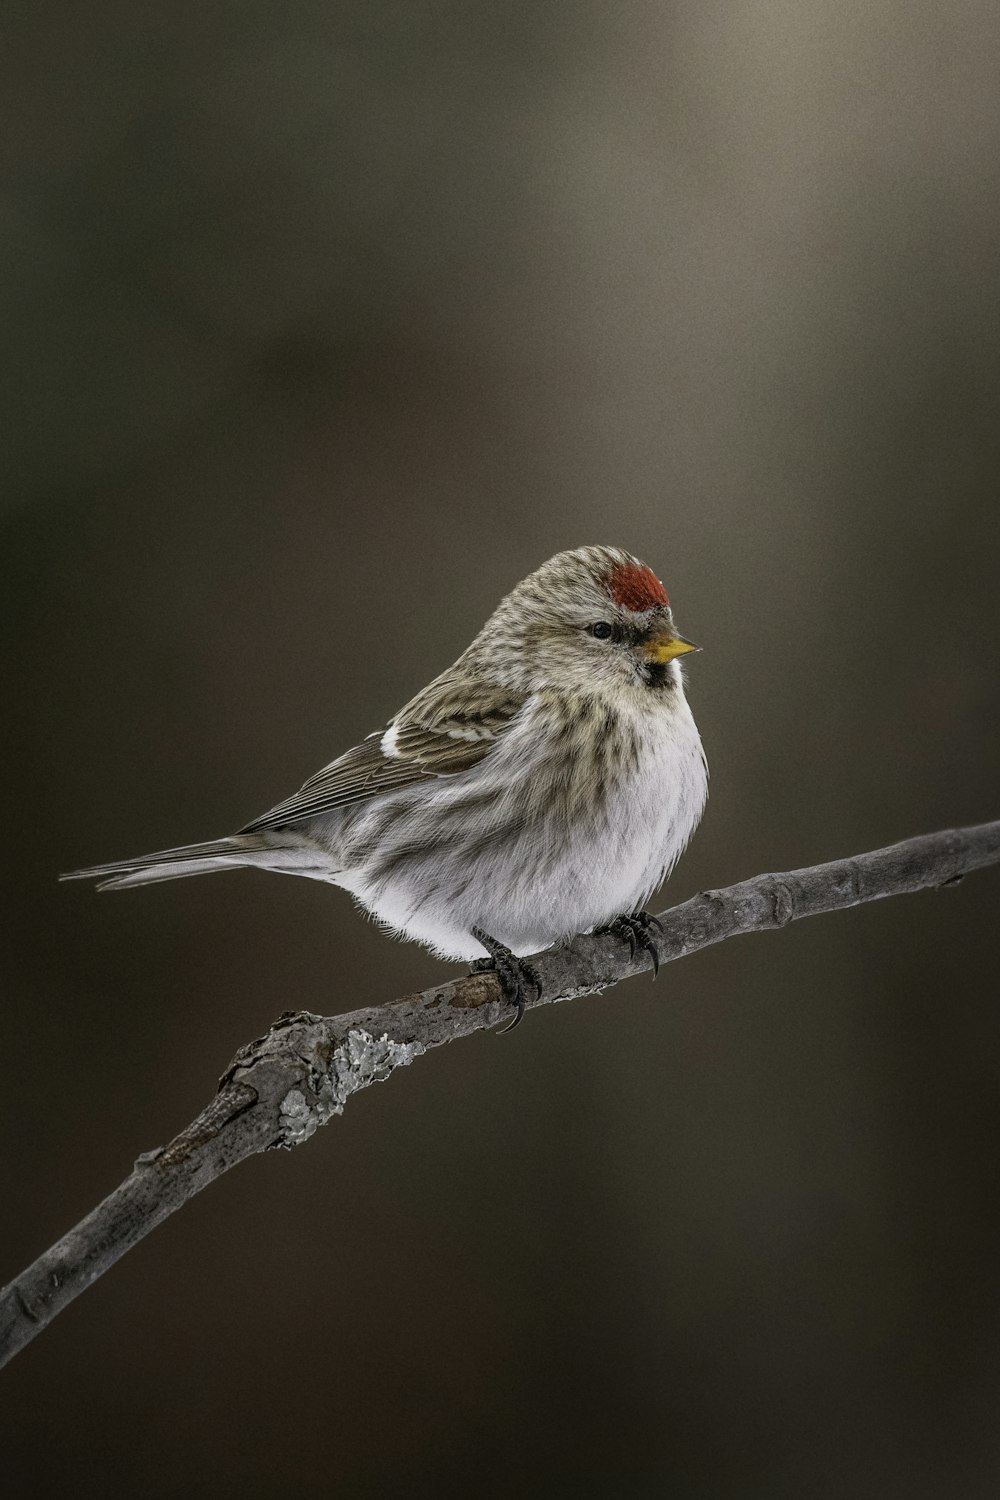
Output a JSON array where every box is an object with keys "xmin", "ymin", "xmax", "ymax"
[{"xmin": 3, "ymin": 5, "xmax": 999, "ymax": 1496}]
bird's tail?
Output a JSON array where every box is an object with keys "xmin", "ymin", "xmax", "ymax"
[{"xmin": 60, "ymin": 834, "xmax": 282, "ymax": 891}]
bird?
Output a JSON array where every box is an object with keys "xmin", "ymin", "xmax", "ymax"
[{"xmin": 63, "ymin": 546, "xmax": 708, "ymax": 1026}]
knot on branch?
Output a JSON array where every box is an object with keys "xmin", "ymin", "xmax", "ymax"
[
  {"xmin": 279, "ymin": 1028, "xmax": 425, "ymax": 1147},
  {"xmin": 770, "ymin": 879, "xmax": 794, "ymax": 927},
  {"xmin": 156, "ymin": 1079, "xmax": 259, "ymax": 1168}
]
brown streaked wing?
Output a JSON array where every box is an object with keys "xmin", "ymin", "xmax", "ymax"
[{"xmin": 239, "ymin": 682, "xmax": 525, "ymax": 832}]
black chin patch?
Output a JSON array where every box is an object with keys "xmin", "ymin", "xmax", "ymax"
[{"xmin": 641, "ymin": 661, "xmax": 675, "ymax": 691}]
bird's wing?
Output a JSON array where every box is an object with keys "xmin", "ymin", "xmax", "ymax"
[{"xmin": 240, "ymin": 676, "xmax": 525, "ymax": 832}]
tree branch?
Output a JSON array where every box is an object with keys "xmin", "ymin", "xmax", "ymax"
[{"xmin": 3, "ymin": 819, "xmax": 999, "ymax": 1368}]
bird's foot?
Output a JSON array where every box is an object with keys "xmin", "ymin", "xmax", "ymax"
[
  {"xmin": 470, "ymin": 927, "xmax": 542, "ymax": 1034},
  {"xmin": 597, "ymin": 910, "xmax": 663, "ymax": 977}
]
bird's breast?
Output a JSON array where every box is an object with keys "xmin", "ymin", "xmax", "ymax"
[
  {"xmin": 325, "ymin": 689, "xmax": 707, "ymax": 960},
  {"xmin": 482, "ymin": 689, "xmax": 707, "ymax": 902}
]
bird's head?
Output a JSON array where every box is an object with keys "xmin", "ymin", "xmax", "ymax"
[{"xmin": 469, "ymin": 545, "xmax": 700, "ymax": 697}]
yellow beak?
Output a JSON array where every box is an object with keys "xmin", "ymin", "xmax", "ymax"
[{"xmin": 642, "ymin": 634, "xmax": 701, "ymax": 665}]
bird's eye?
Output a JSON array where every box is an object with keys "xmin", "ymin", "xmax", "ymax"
[{"xmin": 589, "ymin": 621, "xmax": 614, "ymax": 640}]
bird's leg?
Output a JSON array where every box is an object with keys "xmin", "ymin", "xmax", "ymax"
[
  {"xmin": 470, "ymin": 927, "xmax": 543, "ymax": 1033},
  {"xmin": 597, "ymin": 910, "xmax": 663, "ymax": 977}
]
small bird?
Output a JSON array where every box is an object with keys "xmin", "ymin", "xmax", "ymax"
[{"xmin": 64, "ymin": 546, "xmax": 708, "ymax": 1025}]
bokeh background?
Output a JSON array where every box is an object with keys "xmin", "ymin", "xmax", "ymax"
[{"xmin": 3, "ymin": 3, "xmax": 1000, "ymax": 1495}]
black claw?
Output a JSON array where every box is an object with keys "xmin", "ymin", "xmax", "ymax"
[
  {"xmin": 598, "ymin": 910, "xmax": 662, "ymax": 978},
  {"xmin": 470, "ymin": 927, "xmax": 542, "ymax": 1033}
]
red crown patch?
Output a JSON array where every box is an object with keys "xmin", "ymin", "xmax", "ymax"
[{"xmin": 607, "ymin": 562, "xmax": 669, "ymax": 612}]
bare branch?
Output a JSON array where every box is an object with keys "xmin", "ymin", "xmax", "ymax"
[{"xmin": 3, "ymin": 819, "xmax": 998, "ymax": 1368}]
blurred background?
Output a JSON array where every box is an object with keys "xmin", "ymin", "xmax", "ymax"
[{"xmin": 3, "ymin": 3, "xmax": 999, "ymax": 1495}]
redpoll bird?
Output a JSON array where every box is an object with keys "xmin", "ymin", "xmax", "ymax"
[{"xmin": 64, "ymin": 546, "xmax": 708, "ymax": 1024}]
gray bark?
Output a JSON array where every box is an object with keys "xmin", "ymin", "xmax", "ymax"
[{"xmin": 2, "ymin": 819, "xmax": 998, "ymax": 1369}]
